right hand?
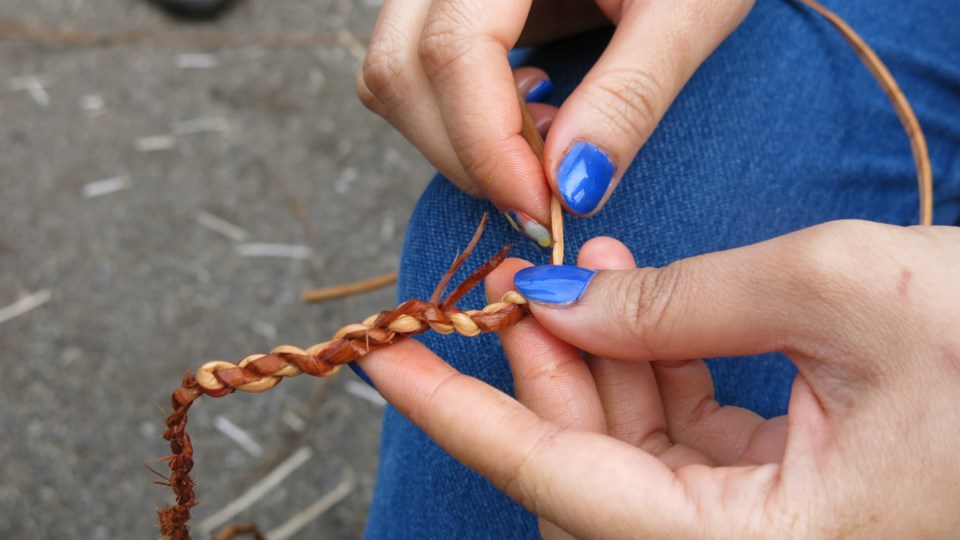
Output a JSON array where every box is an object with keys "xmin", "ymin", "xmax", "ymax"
[
  {"xmin": 358, "ymin": 221, "xmax": 960, "ymax": 538},
  {"xmin": 357, "ymin": 0, "xmax": 753, "ymax": 233}
]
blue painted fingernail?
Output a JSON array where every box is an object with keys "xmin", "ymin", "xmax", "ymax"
[
  {"xmin": 348, "ymin": 362, "xmax": 375, "ymax": 389},
  {"xmin": 514, "ymin": 265, "xmax": 597, "ymax": 305},
  {"xmin": 557, "ymin": 142, "xmax": 615, "ymax": 215},
  {"xmin": 524, "ymin": 79, "xmax": 554, "ymax": 103}
]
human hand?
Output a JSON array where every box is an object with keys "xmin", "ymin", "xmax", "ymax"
[
  {"xmin": 356, "ymin": 221, "xmax": 960, "ymax": 538},
  {"xmin": 357, "ymin": 0, "xmax": 753, "ymax": 245}
]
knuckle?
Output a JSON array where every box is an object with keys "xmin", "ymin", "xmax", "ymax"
[
  {"xmin": 786, "ymin": 220, "xmax": 882, "ymax": 296},
  {"xmin": 360, "ymin": 41, "xmax": 410, "ymax": 112},
  {"xmin": 499, "ymin": 422, "xmax": 561, "ymax": 513},
  {"xmin": 355, "ymin": 70, "xmax": 380, "ymax": 112},
  {"xmin": 621, "ymin": 266, "xmax": 687, "ymax": 357},
  {"xmin": 437, "ymin": 122, "xmax": 511, "ymax": 192},
  {"xmin": 453, "ymin": 130, "xmax": 507, "ymax": 177},
  {"xmin": 418, "ymin": 4, "xmax": 475, "ymax": 77},
  {"xmin": 583, "ymin": 67, "xmax": 666, "ymax": 145}
]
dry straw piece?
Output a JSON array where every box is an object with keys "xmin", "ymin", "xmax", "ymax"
[{"xmin": 155, "ymin": 1, "xmax": 934, "ymax": 537}]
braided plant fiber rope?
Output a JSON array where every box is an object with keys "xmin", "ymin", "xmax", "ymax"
[{"xmin": 157, "ymin": 215, "xmax": 529, "ymax": 539}]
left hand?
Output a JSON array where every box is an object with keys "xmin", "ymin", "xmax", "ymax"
[
  {"xmin": 356, "ymin": 221, "xmax": 960, "ymax": 538},
  {"xmin": 357, "ymin": 0, "xmax": 753, "ymax": 223}
]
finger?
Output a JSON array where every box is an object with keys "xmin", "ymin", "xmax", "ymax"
[
  {"xmin": 486, "ymin": 258, "xmax": 607, "ymax": 433},
  {"xmin": 486, "ymin": 257, "xmax": 604, "ymax": 539},
  {"xmin": 526, "ymin": 102, "xmax": 557, "ymax": 136},
  {"xmin": 513, "ymin": 222, "xmax": 927, "ymax": 414},
  {"xmin": 356, "ymin": 339, "xmax": 731, "ymax": 538},
  {"xmin": 651, "ymin": 359, "xmax": 783, "ymax": 465},
  {"xmin": 490, "ymin": 253, "xmax": 711, "ymax": 539},
  {"xmin": 513, "ymin": 67, "xmax": 554, "ymax": 103},
  {"xmin": 514, "ymin": 66, "xmax": 560, "ymax": 138},
  {"xmin": 513, "ymin": 221, "xmax": 934, "ymax": 362},
  {"xmin": 575, "ymin": 238, "xmax": 659, "ymax": 441},
  {"xmin": 357, "ymin": 0, "xmax": 478, "ymax": 195},
  {"xmin": 514, "ymin": 236, "xmax": 790, "ymax": 362},
  {"xmin": 574, "ymin": 238, "xmax": 716, "ymax": 469},
  {"xmin": 575, "ymin": 238, "xmax": 773, "ymax": 464},
  {"xmin": 419, "ymin": 0, "xmax": 556, "ymax": 228},
  {"xmin": 544, "ymin": 0, "xmax": 753, "ymax": 216}
]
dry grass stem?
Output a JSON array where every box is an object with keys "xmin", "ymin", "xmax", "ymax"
[
  {"xmin": 0, "ymin": 290, "xmax": 52, "ymax": 326},
  {"xmin": 264, "ymin": 469, "xmax": 356, "ymax": 540},
  {"xmin": 197, "ymin": 446, "xmax": 314, "ymax": 536}
]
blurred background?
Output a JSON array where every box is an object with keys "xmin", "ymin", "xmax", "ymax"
[{"xmin": 0, "ymin": 0, "xmax": 433, "ymax": 537}]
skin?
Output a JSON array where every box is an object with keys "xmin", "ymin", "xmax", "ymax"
[
  {"xmin": 356, "ymin": 0, "xmax": 754, "ymax": 221},
  {"xmin": 356, "ymin": 221, "xmax": 960, "ymax": 538}
]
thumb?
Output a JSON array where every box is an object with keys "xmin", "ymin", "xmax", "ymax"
[
  {"xmin": 512, "ymin": 223, "xmax": 893, "ymax": 366},
  {"xmin": 545, "ymin": 0, "xmax": 752, "ymax": 216}
]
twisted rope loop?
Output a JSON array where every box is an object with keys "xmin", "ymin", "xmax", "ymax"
[{"xmin": 158, "ymin": 215, "xmax": 529, "ymax": 539}]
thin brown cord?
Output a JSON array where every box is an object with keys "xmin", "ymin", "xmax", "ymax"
[
  {"xmin": 795, "ymin": 0, "xmax": 934, "ymax": 225},
  {"xmin": 302, "ymin": 271, "xmax": 398, "ymax": 303}
]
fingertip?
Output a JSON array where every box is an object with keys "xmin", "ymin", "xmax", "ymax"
[
  {"xmin": 514, "ymin": 265, "xmax": 598, "ymax": 307},
  {"xmin": 513, "ymin": 67, "xmax": 553, "ymax": 102},
  {"xmin": 503, "ymin": 209, "xmax": 554, "ymax": 253},
  {"xmin": 524, "ymin": 79, "xmax": 555, "ymax": 103},
  {"xmin": 486, "ymin": 257, "xmax": 534, "ymax": 303},
  {"xmin": 525, "ymin": 102, "xmax": 557, "ymax": 136},
  {"xmin": 578, "ymin": 237, "xmax": 637, "ymax": 271}
]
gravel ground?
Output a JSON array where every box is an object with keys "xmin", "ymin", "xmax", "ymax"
[{"xmin": 0, "ymin": 1, "xmax": 433, "ymax": 538}]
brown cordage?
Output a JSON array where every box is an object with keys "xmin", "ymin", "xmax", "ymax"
[
  {"xmin": 157, "ymin": 215, "xmax": 529, "ymax": 539},
  {"xmin": 301, "ymin": 270, "xmax": 398, "ymax": 303}
]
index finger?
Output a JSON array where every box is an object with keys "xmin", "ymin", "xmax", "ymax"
[
  {"xmin": 418, "ymin": 0, "xmax": 554, "ymax": 226},
  {"xmin": 357, "ymin": 339, "xmax": 706, "ymax": 538}
]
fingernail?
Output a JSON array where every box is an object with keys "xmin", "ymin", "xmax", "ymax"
[
  {"xmin": 557, "ymin": 142, "xmax": 615, "ymax": 215},
  {"xmin": 524, "ymin": 79, "xmax": 554, "ymax": 103},
  {"xmin": 348, "ymin": 362, "xmax": 375, "ymax": 389},
  {"xmin": 514, "ymin": 265, "xmax": 597, "ymax": 305},
  {"xmin": 504, "ymin": 210, "xmax": 553, "ymax": 252}
]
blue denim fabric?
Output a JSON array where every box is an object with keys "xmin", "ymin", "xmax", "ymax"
[{"xmin": 366, "ymin": 0, "xmax": 960, "ymax": 537}]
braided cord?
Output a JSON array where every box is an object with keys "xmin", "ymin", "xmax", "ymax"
[
  {"xmin": 157, "ymin": 216, "xmax": 528, "ymax": 539},
  {"xmin": 193, "ymin": 291, "xmax": 528, "ymax": 396}
]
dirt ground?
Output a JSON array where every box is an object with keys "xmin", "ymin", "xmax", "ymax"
[{"xmin": 0, "ymin": 1, "xmax": 433, "ymax": 538}]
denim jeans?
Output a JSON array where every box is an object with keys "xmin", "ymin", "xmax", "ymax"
[{"xmin": 365, "ymin": 0, "xmax": 960, "ymax": 537}]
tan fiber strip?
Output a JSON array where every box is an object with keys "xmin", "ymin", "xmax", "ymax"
[
  {"xmin": 796, "ymin": 0, "xmax": 933, "ymax": 225},
  {"xmin": 516, "ymin": 89, "xmax": 565, "ymax": 265},
  {"xmin": 302, "ymin": 271, "xmax": 397, "ymax": 303}
]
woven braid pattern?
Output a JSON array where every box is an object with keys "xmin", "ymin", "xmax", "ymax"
[{"xmin": 194, "ymin": 291, "xmax": 528, "ymax": 396}]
